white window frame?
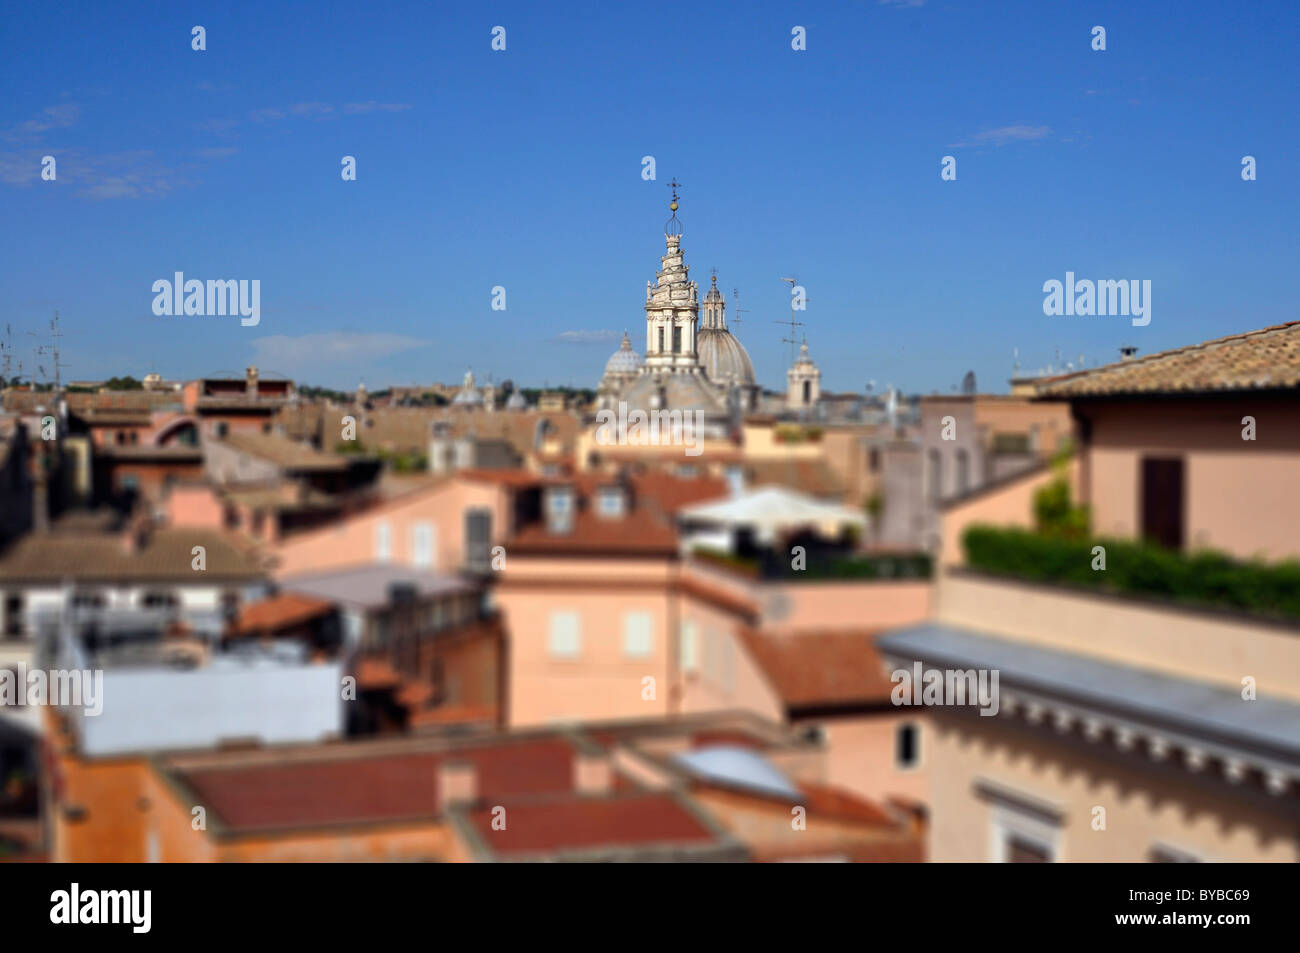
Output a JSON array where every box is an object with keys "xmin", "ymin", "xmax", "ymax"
[
  {"xmin": 412, "ymin": 521, "xmax": 435, "ymax": 569},
  {"xmin": 989, "ymin": 804, "xmax": 1061, "ymax": 863},
  {"xmin": 680, "ymin": 620, "xmax": 699, "ymax": 674},
  {"xmin": 548, "ymin": 611, "xmax": 581, "ymax": 659},
  {"xmin": 374, "ymin": 520, "xmax": 392, "ymax": 562},
  {"xmin": 622, "ymin": 611, "xmax": 653, "ymax": 658}
]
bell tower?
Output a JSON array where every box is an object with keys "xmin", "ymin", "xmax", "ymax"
[{"xmin": 643, "ymin": 179, "xmax": 702, "ymax": 374}]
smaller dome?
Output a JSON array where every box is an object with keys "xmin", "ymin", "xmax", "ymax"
[
  {"xmin": 505, "ymin": 390, "xmax": 527, "ymax": 410},
  {"xmin": 698, "ymin": 328, "xmax": 756, "ymax": 387},
  {"xmin": 604, "ymin": 332, "xmax": 643, "ymax": 377}
]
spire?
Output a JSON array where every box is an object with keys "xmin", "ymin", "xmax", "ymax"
[
  {"xmin": 702, "ymin": 270, "xmax": 726, "ymax": 330},
  {"xmin": 665, "ymin": 177, "xmax": 683, "ymax": 237}
]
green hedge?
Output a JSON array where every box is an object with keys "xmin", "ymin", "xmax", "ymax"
[
  {"xmin": 963, "ymin": 525, "xmax": 1300, "ymax": 621},
  {"xmin": 692, "ymin": 547, "xmax": 932, "ymax": 582}
]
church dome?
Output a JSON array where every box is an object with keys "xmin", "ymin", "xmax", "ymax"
[
  {"xmin": 698, "ymin": 327, "xmax": 756, "ymax": 387},
  {"xmin": 604, "ymin": 332, "xmax": 643, "ymax": 377}
]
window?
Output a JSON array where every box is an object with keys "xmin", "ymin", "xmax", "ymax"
[
  {"xmin": 71, "ymin": 590, "xmax": 106, "ymax": 609},
  {"xmin": 868, "ymin": 448, "xmax": 881, "ymax": 472},
  {"xmin": 465, "ymin": 509, "xmax": 492, "ymax": 571},
  {"xmin": 412, "ymin": 522, "xmax": 434, "ymax": 569},
  {"xmin": 4, "ymin": 593, "xmax": 23, "ymax": 639},
  {"xmin": 546, "ymin": 489, "xmax": 574, "ymax": 533},
  {"xmin": 928, "ymin": 449, "xmax": 942, "ymax": 502},
  {"xmin": 1141, "ymin": 457, "xmax": 1185, "ymax": 550},
  {"xmin": 895, "ymin": 723, "xmax": 920, "ymax": 769},
  {"xmin": 1150, "ymin": 844, "xmax": 1201, "ymax": 863},
  {"xmin": 981, "ymin": 787, "xmax": 1063, "ymax": 863},
  {"xmin": 955, "ymin": 449, "xmax": 970, "ymax": 495},
  {"xmin": 596, "ymin": 487, "xmax": 624, "ymax": 517},
  {"xmin": 1005, "ymin": 835, "xmax": 1052, "ymax": 863},
  {"xmin": 141, "ymin": 591, "xmax": 180, "ymax": 612},
  {"xmin": 374, "ymin": 521, "xmax": 392, "ymax": 562},
  {"xmin": 623, "ymin": 612, "xmax": 653, "ymax": 658},
  {"xmin": 802, "ymin": 380, "xmax": 811, "ymax": 405},
  {"xmin": 657, "ymin": 327, "xmax": 665, "ymax": 353},
  {"xmin": 672, "ymin": 325, "xmax": 681, "ymax": 354},
  {"xmin": 548, "ymin": 611, "xmax": 581, "ymax": 658},
  {"xmin": 680, "ymin": 620, "xmax": 699, "ymax": 673}
]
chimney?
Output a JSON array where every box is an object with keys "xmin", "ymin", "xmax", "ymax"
[
  {"xmin": 121, "ymin": 517, "xmax": 151, "ymax": 555},
  {"xmin": 438, "ymin": 760, "xmax": 477, "ymax": 812},
  {"xmin": 1119, "ymin": 345, "xmax": 1139, "ymax": 362},
  {"xmin": 245, "ymin": 365, "xmax": 259, "ymax": 397},
  {"xmin": 574, "ymin": 753, "xmax": 612, "ymax": 795}
]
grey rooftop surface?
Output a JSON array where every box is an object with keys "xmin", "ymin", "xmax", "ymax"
[
  {"xmin": 280, "ymin": 563, "xmax": 475, "ymax": 610},
  {"xmin": 878, "ymin": 623, "xmax": 1300, "ymax": 763}
]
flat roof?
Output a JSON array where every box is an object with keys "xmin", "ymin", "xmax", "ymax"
[
  {"xmin": 280, "ymin": 564, "xmax": 476, "ymax": 610},
  {"xmin": 878, "ymin": 624, "xmax": 1300, "ymax": 763}
]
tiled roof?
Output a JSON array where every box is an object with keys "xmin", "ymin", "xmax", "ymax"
[
  {"xmin": 463, "ymin": 792, "xmax": 718, "ymax": 856},
  {"xmin": 176, "ymin": 738, "xmax": 577, "ymax": 833},
  {"xmin": 232, "ymin": 592, "xmax": 334, "ymax": 636},
  {"xmin": 743, "ymin": 459, "xmax": 844, "ymax": 499},
  {"xmin": 630, "ymin": 471, "xmax": 728, "ymax": 513},
  {"xmin": 508, "ymin": 508, "xmax": 679, "ymax": 556},
  {"xmin": 739, "ymin": 628, "xmax": 895, "ymax": 711},
  {"xmin": 1035, "ymin": 321, "xmax": 1300, "ymax": 397},
  {"xmin": 0, "ymin": 528, "xmax": 266, "ymax": 583},
  {"xmin": 221, "ymin": 430, "xmax": 348, "ymax": 471}
]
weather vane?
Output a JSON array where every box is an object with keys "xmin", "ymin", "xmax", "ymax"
[{"xmin": 665, "ymin": 178, "xmax": 683, "ymax": 235}]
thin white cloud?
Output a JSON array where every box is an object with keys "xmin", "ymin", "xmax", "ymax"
[
  {"xmin": 3, "ymin": 103, "xmax": 81, "ymax": 143},
  {"xmin": 556, "ymin": 330, "xmax": 620, "ymax": 344},
  {"xmin": 250, "ymin": 332, "xmax": 430, "ymax": 372},
  {"xmin": 949, "ymin": 124, "xmax": 1051, "ymax": 148},
  {"xmin": 343, "ymin": 101, "xmax": 413, "ymax": 115}
]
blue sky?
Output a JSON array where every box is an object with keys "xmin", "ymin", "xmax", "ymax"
[{"xmin": 1, "ymin": 0, "xmax": 1296, "ymax": 394}]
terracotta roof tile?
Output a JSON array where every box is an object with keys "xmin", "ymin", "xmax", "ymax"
[
  {"xmin": 738, "ymin": 628, "xmax": 895, "ymax": 711},
  {"xmin": 177, "ymin": 738, "xmax": 577, "ymax": 833},
  {"xmin": 232, "ymin": 592, "xmax": 333, "ymax": 636},
  {"xmin": 1036, "ymin": 320, "xmax": 1300, "ymax": 397},
  {"xmin": 465, "ymin": 792, "xmax": 717, "ymax": 855},
  {"xmin": 0, "ymin": 528, "xmax": 265, "ymax": 583},
  {"xmin": 508, "ymin": 508, "xmax": 679, "ymax": 556}
]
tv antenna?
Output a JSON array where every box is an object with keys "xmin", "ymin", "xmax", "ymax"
[
  {"xmin": 731, "ymin": 288, "xmax": 749, "ymax": 333},
  {"xmin": 775, "ymin": 276, "xmax": 807, "ymax": 365},
  {"xmin": 30, "ymin": 312, "xmax": 69, "ymax": 391}
]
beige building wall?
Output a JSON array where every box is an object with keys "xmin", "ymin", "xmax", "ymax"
[
  {"xmin": 764, "ymin": 581, "xmax": 932, "ymax": 634},
  {"xmin": 272, "ymin": 478, "xmax": 507, "ymax": 576},
  {"xmin": 928, "ymin": 711, "xmax": 1298, "ymax": 862},
  {"xmin": 939, "ymin": 459, "xmax": 1078, "ymax": 567},
  {"xmin": 814, "ymin": 713, "xmax": 930, "ymax": 806},
  {"xmin": 938, "ymin": 571, "xmax": 1300, "ymax": 703},
  {"xmin": 1082, "ymin": 398, "xmax": 1300, "ymax": 561},
  {"xmin": 497, "ymin": 557, "xmax": 679, "ymax": 727}
]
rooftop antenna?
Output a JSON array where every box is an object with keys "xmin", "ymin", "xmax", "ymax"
[
  {"xmin": 775, "ymin": 276, "xmax": 806, "ymax": 365},
  {"xmin": 0, "ymin": 324, "xmax": 11, "ymax": 385},
  {"xmin": 731, "ymin": 287, "xmax": 749, "ymax": 333},
  {"xmin": 46, "ymin": 311, "xmax": 67, "ymax": 392}
]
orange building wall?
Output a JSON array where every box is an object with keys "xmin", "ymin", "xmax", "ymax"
[{"xmin": 273, "ymin": 478, "xmax": 507, "ymax": 576}]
